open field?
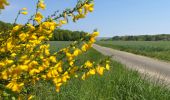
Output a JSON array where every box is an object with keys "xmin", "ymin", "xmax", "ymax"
[
  {"xmin": 96, "ymin": 41, "xmax": 170, "ymax": 61},
  {"xmin": 32, "ymin": 41, "xmax": 170, "ymax": 100}
]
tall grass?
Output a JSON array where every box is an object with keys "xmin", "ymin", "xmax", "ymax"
[
  {"xmin": 32, "ymin": 41, "xmax": 170, "ymax": 100},
  {"xmin": 97, "ymin": 41, "xmax": 170, "ymax": 61}
]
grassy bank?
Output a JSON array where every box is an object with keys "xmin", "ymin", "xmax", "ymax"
[
  {"xmin": 32, "ymin": 41, "xmax": 170, "ymax": 100},
  {"xmin": 96, "ymin": 41, "xmax": 170, "ymax": 62}
]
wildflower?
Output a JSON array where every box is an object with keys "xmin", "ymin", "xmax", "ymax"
[
  {"xmin": 6, "ymin": 81, "xmax": 24, "ymax": 92},
  {"xmin": 1, "ymin": 71, "xmax": 8, "ymax": 79},
  {"xmin": 19, "ymin": 33, "xmax": 28, "ymax": 41},
  {"xmin": 81, "ymin": 43, "xmax": 89, "ymax": 51},
  {"xmin": 73, "ymin": 49, "xmax": 81, "ymax": 56},
  {"xmin": 81, "ymin": 73, "xmax": 86, "ymax": 80},
  {"xmin": 18, "ymin": 65, "xmax": 29, "ymax": 71},
  {"xmin": 21, "ymin": 7, "xmax": 28, "ymax": 15},
  {"xmin": 96, "ymin": 66, "xmax": 105, "ymax": 75},
  {"xmin": 28, "ymin": 95, "xmax": 34, "ymax": 100},
  {"xmin": 89, "ymin": 69, "xmax": 96, "ymax": 75},
  {"xmin": 84, "ymin": 3, "xmax": 94, "ymax": 13},
  {"xmin": 0, "ymin": 62, "xmax": 5, "ymax": 68},
  {"xmin": 106, "ymin": 64, "xmax": 110, "ymax": 70},
  {"xmin": 12, "ymin": 25, "xmax": 22, "ymax": 32},
  {"xmin": 21, "ymin": 11, "xmax": 28, "ymax": 15},
  {"xmin": 49, "ymin": 56, "xmax": 57, "ymax": 63},
  {"xmin": 38, "ymin": 1, "xmax": 46, "ymax": 10},
  {"xmin": 22, "ymin": 8, "xmax": 27, "ymax": 10},
  {"xmin": 34, "ymin": 12, "xmax": 43, "ymax": 23},
  {"xmin": 27, "ymin": 23, "xmax": 35, "ymax": 31},
  {"xmin": 84, "ymin": 61, "xmax": 93, "ymax": 68}
]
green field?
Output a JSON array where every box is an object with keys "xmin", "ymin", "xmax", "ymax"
[
  {"xmin": 97, "ymin": 41, "xmax": 170, "ymax": 61},
  {"xmin": 31, "ymin": 41, "xmax": 170, "ymax": 100}
]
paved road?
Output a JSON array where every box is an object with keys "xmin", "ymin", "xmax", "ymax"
[{"xmin": 93, "ymin": 44, "xmax": 170, "ymax": 83}]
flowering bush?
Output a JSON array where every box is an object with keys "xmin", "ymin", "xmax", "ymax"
[{"xmin": 0, "ymin": 0, "xmax": 110, "ymax": 99}]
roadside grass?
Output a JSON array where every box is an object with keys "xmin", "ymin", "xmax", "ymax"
[
  {"xmin": 96, "ymin": 41, "xmax": 170, "ymax": 62},
  {"xmin": 32, "ymin": 41, "xmax": 170, "ymax": 100}
]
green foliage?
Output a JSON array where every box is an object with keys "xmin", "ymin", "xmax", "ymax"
[
  {"xmin": 104, "ymin": 34, "xmax": 170, "ymax": 41},
  {"xmin": 97, "ymin": 41, "xmax": 170, "ymax": 61}
]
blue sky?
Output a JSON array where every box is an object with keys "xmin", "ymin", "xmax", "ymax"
[{"xmin": 1, "ymin": 0, "xmax": 170, "ymax": 37}]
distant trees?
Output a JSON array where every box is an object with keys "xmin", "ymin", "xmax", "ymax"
[
  {"xmin": 50, "ymin": 29, "xmax": 87, "ymax": 41},
  {"xmin": 0, "ymin": 21, "xmax": 12, "ymax": 32},
  {"xmin": 104, "ymin": 34, "xmax": 170, "ymax": 41},
  {"xmin": 0, "ymin": 21, "xmax": 87, "ymax": 41}
]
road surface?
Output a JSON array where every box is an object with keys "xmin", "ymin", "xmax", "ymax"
[{"xmin": 93, "ymin": 44, "xmax": 170, "ymax": 84}]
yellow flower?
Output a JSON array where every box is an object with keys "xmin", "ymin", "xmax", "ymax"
[
  {"xmin": 81, "ymin": 43, "xmax": 89, "ymax": 52},
  {"xmin": 6, "ymin": 38, "xmax": 13, "ymax": 51},
  {"xmin": 59, "ymin": 20, "xmax": 67, "ymax": 26},
  {"xmin": 81, "ymin": 73, "xmax": 86, "ymax": 80},
  {"xmin": 1, "ymin": 70, "xmax": 8, "ymax": 79},
  {"xmin": 84, "ymin": 3, "xmax": 94, "ymax": 13},
  {"xmin": 21, "ymin": 11, "xmax": 28, "ymax": 15},
  {"xmin": 6, "ymin": 81, "xmax": 24, "ymax": 93},
  {"xmin": 106, "ymin": 64, "xmax": 110, "ymax": 70},
  {"xmin": 38, "ymin": 1, "xmax": 46, "ymax": 10},
  {"xmin": 84, "ymin": 60, "xmax": 93, "ymax": 68},
  {"xmin": 49, "ymin": 56, "xmax": 57, "ymax": 63},
  {"xmin": 5, "ymin": 59, "xmax": 13, "ymax": 64},
  {"xmin": 0, "ymin": 62, "xmax": 5, "ymax": 68},
  {"xmin": 18, "ymin": 65, "xmax": 29, "ymax": 71},
  {"xmin": 90, "ymin": 37, "xmax": 95, "ymax": 43},
  {"xmin": 69, "ymin": 60, "xmax": 74, "ymax": 66},
  {"xmin": 12, "ymin": 25, "xmax": 22, "ymax": 32},
  {"xmin": 89, "ymin": 69, "xmax": 96, "ymax": 75},
  {"xmin": 11, "ymin": 53, "xmax": 17, "ymax": 57},
  {"xmin": 78, "ymin": 8, "xmax": 83, "ymax": 14},
  {"xmin": 19, "ymin": 33, "xmax": 28, "ymax": 41},
  {"xmin": 73, "ymin": 49, "xmax": 81, "ymax": 56},
  {"xmin": 91, "ymin": 31, "xmax": 99, "ymax": 37},
  {"xmin": 28, "ymin": 95, "xmax": 34, "ymax": 100},
  {"xmin": 21, "ymin": 8, "xmax": 28, "ymax": 15},
  {"xmin": 34, "ymin": 12, "xmax": 44, "ymax": 23},
  {"xmin": 22, "ymin": 8, "xmax": 27, "ymax": 10},
  {"xmin": 27, "ymin": 23, "xmax": 35, "ymax": 31},
  {"xmin": 96, "ymin": 66, "xmax": 105, "ymax": 75}
]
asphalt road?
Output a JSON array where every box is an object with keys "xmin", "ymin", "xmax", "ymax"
[{"xmin": 93, "ymin": 44, "xmax": 170, "ymax": 83}]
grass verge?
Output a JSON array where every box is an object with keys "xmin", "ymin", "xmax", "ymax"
[{"xmin": 32, "ymin": 41, "xmax": 170, "ymax": 100}]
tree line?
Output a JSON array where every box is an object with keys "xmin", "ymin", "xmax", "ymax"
[
  {"xmin": 0, "ymin": 21, "xmax": 86, "ymax": 41},
  {"xmin": 103, "ymin": 34, "xmax": 170, "ymax": 41},
  {"xmin": 50, "ymin": 29, "xmax": 87, "ymax": 41}
]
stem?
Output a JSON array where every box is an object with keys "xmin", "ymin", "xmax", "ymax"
[
  {"xmin": 33, "ymin": 0, "xmax": 40, "ymax": 26},
  {"xmin": 13, "ymin": 10, "xmax": 21, "ymax": 25}
]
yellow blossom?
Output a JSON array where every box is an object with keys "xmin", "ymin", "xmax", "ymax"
[
  {"xmin": 21, "ymin": 11, "xmax": 28, "ymax": 15},
  {"xmin": 89, "ymin": 69, "xmax": 96, "ymax": 75},
  {"xmin": 34, "ymin": 12, "xmax": 43, "ymax": 23},
  {"xmin": 106, "ymin": 64, "xmax": 110, "ymax": 70},
  {"xmin": 22, "ymin": 8, "xmax": 27, "ymax": 10},
  {"xmin": 96, "ymin": 66, "xmax": 105, "ymax": 75},
  {"xmin": 85, "ymin": 60, "xmax": 93, "ymax": 68},
  {"xmin": 38, "ymin": 1, "xmax": 46, "ymax": 10}
]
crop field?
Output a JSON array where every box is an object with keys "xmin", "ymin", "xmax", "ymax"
[
  {"xmin": 31, "ymin": 41, "xmax": 170, "ymax": 100},
  {"xmin": 96, "ymin": 41, "xmax": 170, "ymax": 61}
]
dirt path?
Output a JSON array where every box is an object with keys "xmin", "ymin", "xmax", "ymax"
[{"xmin": 93, "ymin": 44, "xmax": 170, "ymax": 84}]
